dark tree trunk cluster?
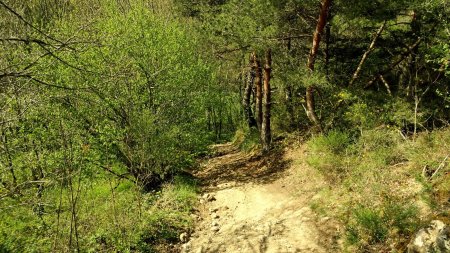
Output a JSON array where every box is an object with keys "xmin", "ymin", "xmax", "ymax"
[
  {"xmin": 242, "ymin": 54, "xmax": 257, "ymax": 128},
  {"xmin": 242, "ymin": 50, "xmax": 272, "ymax": 152},
  {"xmin": 262, "ymin": 49, "xmax": 272, "ymax": 152}
]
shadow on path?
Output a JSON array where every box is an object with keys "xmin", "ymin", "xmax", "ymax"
[{"xmin": 194, "ymin": 142, "xmax": 292, "ymax": 191}]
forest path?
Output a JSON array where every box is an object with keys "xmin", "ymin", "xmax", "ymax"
[{"xmin": 182, "ymin": 142, "xmax": 340, "ymax": 253}]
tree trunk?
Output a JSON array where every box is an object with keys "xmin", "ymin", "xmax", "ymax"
[
  {"xmin": 306, "ymin": 86, "xmax": 322, "ymax": 132},
  {"xmin": 324, "ymin": 22, "xmax": 331, "ymax": 79},
  {"xmin": 262, "ymin": 49, "xmax": 272, "ymax": 152},
  {"xmin": 253, "ymin": 52, "xmax": 263, "ymax": 131},
  {"xmin": 307, "ymin": 0, "xmax": 333, "ymax": 71},
  {"xmin": 305, "ymin": 0, "xmax": 332, "ymax": 131},
  {"xmin": 324, "ymin": 3, "xmax": 333, "ymax": 80},
  {"xmin": 243, "ymin": 54, "xmax": 257, "ymax": 128}
]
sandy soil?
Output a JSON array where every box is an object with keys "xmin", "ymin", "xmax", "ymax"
[{"xmin": 181, "ymin": 143, "xmax": 340, "ymax": 253}]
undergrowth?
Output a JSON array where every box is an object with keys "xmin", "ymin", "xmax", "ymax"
[
  {"xmin": 306, "ymin": 127, "xmax": 450, "ymax": 252},
  {"xmin": 0, "ymin": 175, "xmax": 198, "ymax": 253}
]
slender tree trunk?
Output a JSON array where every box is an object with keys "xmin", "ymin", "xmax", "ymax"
[
  {"xmin": 379, "ymin": 75, "xmax": 392, "ymax": 96},
  {"xmin": 218, "ymin": 108, "xmax": 223, "ymax": 139},
  {"xmin": 407, "ymin": 11, "xmax": 420, "ymax": 98},
  {"xmin": 305, "ymin": 0, "xmax": 332, "ymax": 132},
  {"xmin": 324, "ymin": 22, "xmax": 331, "ymax": 79},
  {"xmin": 306, "ymin": 86, "xmax": 322, "ymax": 131},
  {"xmin": 262, "ymin": 49, "xmax": 272, "ymax": 152},
  {"xmin": 243, "ymin": 54, "xmax": 257, "ymax": 128},
  {"xmin": 324, "ymin": 4, "xmax": 333, "ymax": 80},
  {"xmin": 307, "ymin": 0, "xmax": 332, "ymax": 71},
  {"xmin": 253, "ymin": 52, "xmax": 263, "ymax": 131}
]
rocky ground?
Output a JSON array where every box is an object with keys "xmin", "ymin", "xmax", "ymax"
[{"xmin": 180, "ymin": 143, "xmax": 341, "ymax": 253}]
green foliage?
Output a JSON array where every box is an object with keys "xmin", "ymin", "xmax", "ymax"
[
  {"xmin": 344, "ymin": 102, "xmax": 376, "ymax": 131},
  {"xmin": 347, "ymin": 201, "xmax": 419, "ymax": 249},
  {"xmin": 0, "ymin": 0, "xmax": 233, "ymax": 251},
  {"xmin": 383, "ymin": 99, "xmax": 416, "ymax": 127},
  {"xmin": 406, "ymin": 128, "xmax": 450, "ymax": 216},
  {"xmin": 235, "ymin": 128, "xmax": 261, "ymax": 152},
  {"xmin": 2, "ymin": 0, "xmax": 450, "ymax": 251},
  {"xmin": 347, "ymin": 207, "xmax": 388, "ymax": 245},
  {"xmin": 307, "ymin": 130, "xmax": 351, "ymax": 178},
  {"xmin": 307, "ymin": 127, "xmax": 450, "ymax": 251},
  {"xmin": 308, "ymin": 129, "xmax": 405, "ymax": 183},
  {"xmin": 139, "ymin": 175, "xmax": 198, "ymax": 248},
  {"xmin": 0, "ymin": 175, "xmax": 198, "ymax": 252}
]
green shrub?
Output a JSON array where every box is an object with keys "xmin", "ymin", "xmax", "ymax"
[
  {"xmin": 344, "ymin": 102, "xmax": 377, "ymax": 131},
  {"xmin": 346, "ymin": 201, "xmax": 419, "ymax": 249},
  {"xmin": 347, "ymin": 206, "xmax": 388, "ymax": 245},
  {"xmin": 309, "ymin": 130, "xmax": 351, "ymax": 154},
  {"xmin": 0, "ymin": 175, "xmax": 198, "ymax": 253},
  {"xmin": 307, "ymin": 130, "xmax": 351, "ymax": 178}
]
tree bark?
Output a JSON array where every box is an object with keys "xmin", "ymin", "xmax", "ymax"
[
  {"xmin": 253, "ymin": 52, "xmax": 263, "ymax": 131},
  {"xmin": 243, "ymin": 53, "xmax": 257, "ymax": 128},
  {"xmin": 306, "ymin": 86, "xmax": 322, "ymax": 132},
  {"xmin": 262, "ymin": 49, "xmax": 272, "ymax": 152},
  {"xmin": 305, "ymin": 0, "xmax": 331, "ymax": 132},
  {"xmin": 379, "ymin": 75, "xmax": 392, "ymax": 96},
  {"xmin": 307, "ymin": 0, "xmax": 333, "ymax": 71}
]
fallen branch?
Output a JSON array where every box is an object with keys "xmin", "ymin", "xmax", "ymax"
[
  {"xmin": 431, "ymin": 155, "xmax": 449, "ymax": 179},
  {"xmin": 379, "ymin": 75, "xmax": 392, "ymax": 96},
  {"xmin": 349, "ymin": 21, "xmax": 386, "ymax": 86},
  {"xmin": 97, "ymin": 164, "xmax": 136, "ymax": 183},
  {"xmin": 365, "ymin": 37, "xmax": 422, "ymax": 89}
]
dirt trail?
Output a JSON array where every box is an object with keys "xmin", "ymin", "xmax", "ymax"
[{"xmin": 182, "ymin": 143, "xmax": 339, "ymax": 253}]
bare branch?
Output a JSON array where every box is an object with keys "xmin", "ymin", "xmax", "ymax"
[
  {"xmin": 365, "ymin": 37, "xmax": 422, "ymax": 89},
  {"xmin": 349, "ymin": 21, "xmax": 386, "ymax": 86}
]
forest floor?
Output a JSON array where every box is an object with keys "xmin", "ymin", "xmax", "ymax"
[{"xmin": 181, "ymin": 142, "xmax": 341, "ymax": 253}]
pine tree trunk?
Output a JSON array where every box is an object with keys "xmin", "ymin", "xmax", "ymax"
[
  {"xmin": 262, "ymin": 49, "xmax": 272, "ymax": 152},
  {"xmin": 243, "ymin": 54, "xmax": 257, "ymax": 128},
  {"xmin": 305, "ymin": 0, "xmax": 332, "ymax": 132},
  {"xmin": 253, "ymin": 52, "xmax": 263, "ymax": 131},
  {"xmin": 307, "ymin": 0, "xmax": 332, "ymax": 71},
  {"xmin": 306, "ymin": 86, "xmax": 322, "ymax": 132}
]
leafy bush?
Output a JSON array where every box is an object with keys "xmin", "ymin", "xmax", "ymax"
[
  {"xmin": 347, "ymin": 207, "xmax": 388, "ymax": 245},
  {"xmin": 346, "ymin": 201, "xmax": 419, "ymax": 250},
  {"xmin": 0, "ymin": 175, "xmax": 198, "ymax": 253},
  {"xmin": 344, "ymin": 102, "xmax": 377, "ymax": 131},
  {"xmin": 307, "ymin": 130, "xmax": 351, "ymax": 178}
]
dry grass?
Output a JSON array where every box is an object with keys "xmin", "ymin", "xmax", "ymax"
[{"xmin": 303, "ymin": 127, "xmax": 450, "ymax": 252}]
